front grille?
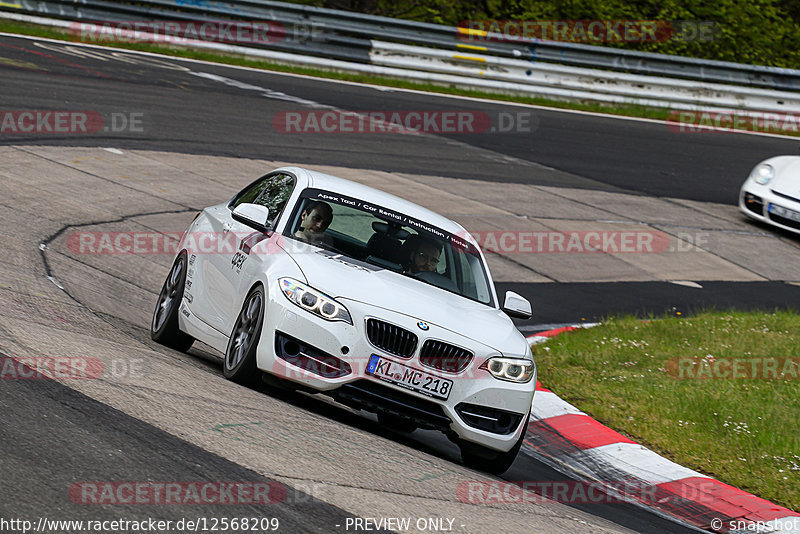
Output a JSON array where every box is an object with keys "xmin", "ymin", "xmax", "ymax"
[
  {"xmin": 366, "ymin": 319, "xmax": 417, "ymax": 358},
  {"xmin": 419, "ymin": 339, "xmax": 473, "ymax": 373},
  {"xmin": 455, "ymin": 403, "xmax": 525, "ymax": 435},
  {"xmin": 330, "ymin": 380, "xmax": 452, "ymax": 431}
]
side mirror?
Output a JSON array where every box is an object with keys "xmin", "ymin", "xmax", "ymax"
[
  {"xmin": 232, "ymin": 203, "xmax": 270, "ymax": 232},
  {"xmin": 502, "ymin": 291, "xmax": 532, "ymax": 320}
]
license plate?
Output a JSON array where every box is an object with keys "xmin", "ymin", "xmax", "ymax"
[
  {"xmin": 768, "ymin": 203, "xmax": 800, "ymax": 223},
  {"xmin": 366, "ymin": 355, "xmax": 453, "ymax": 400}
]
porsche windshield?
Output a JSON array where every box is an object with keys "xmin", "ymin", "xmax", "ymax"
[{"xmin": 284, "ymin": 189, "xmax": 494, "ymax": 306}]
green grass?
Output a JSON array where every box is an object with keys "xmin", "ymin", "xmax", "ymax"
[{"xmin": 534, "ymin": 311, "xmax": 800, "ymax": 510}]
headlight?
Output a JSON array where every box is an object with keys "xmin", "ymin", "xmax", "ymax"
[
  {"xmin": 750, "ymin": 163, "xmax": 774, "ymax": 185},
  {"xmin": 480, "ymin": 357, "xmax": 535, "ymax": 383},
  {"xmin": 279, "ymin": 278, "xmax": 352, "ymax": 324}
]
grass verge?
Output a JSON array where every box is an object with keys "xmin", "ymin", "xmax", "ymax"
[{"xmin": 533, "ymin": 310, "xmax": 799, "ymax": 510}]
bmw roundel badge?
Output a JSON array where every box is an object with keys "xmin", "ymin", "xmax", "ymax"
[{"xmin": 417, "ymin": 321, "xmax": 430, "ymax": 331}]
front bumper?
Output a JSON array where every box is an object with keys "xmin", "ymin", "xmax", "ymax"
[
  {"xmin": 256, "ymin": 280, "xmax": 535, "ymax": 452},
  {"xmin": 740, "ymin": 184, "xmax": 800, "ymax": 234}
]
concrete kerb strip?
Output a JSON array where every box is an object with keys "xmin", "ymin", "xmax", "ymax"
[{"xmin": 525, "ymin": 327, "xmax": 799, "ymax": 533}]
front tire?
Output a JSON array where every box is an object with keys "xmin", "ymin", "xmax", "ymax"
[
  {"xmin": 459, "ymin": 425, "xmax": 527, "ymax": 476},
  {"xmin": 151, "ymin": 252, "xmax": 194, "ymax": 352},
  {"xmin": 224, "ymin": 285, "xmax": 265, "ymax": 385}
]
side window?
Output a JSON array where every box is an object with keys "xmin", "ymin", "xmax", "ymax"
[{"xmin": 230, "ymin": 173, "xmax": 295, "ymax": 227}]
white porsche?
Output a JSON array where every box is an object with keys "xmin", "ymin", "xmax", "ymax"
[
  {"xmin": 740, "ymin": 156, "xmax": 800, "ymax": 234},
  {"xmin": 151, "ymin": 167, "xmax": 535, "ymax": 474}
]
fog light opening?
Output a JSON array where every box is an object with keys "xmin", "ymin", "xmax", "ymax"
[{"xmin": 283, "ymin": 340, "xmax": 300, "ymax": 356}]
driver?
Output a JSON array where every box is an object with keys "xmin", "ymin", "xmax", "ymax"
[
  {"xmin": 407, "ymin": 237, "xmax": 442, "ymax": 273},
  {"xmin": 294, "ymin": 201, "xmax": 333, "ymax": 243}
]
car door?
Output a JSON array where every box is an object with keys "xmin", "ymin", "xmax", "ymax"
[
  {"xmin": 201, "ymin": 172, "xmax": 296, "ymax": 335},
  {"xmin": 187, "ymin": 203, "xmax": 240, "ymax": 334}
]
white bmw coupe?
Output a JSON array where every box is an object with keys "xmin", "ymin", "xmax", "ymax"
[
  {"xmin": 151, "ymin": 167, "xmax": 535, "ymax": 474},
  {"xmin": 740, "ymin": 156, "xmax": 800, "ymax": 234}
]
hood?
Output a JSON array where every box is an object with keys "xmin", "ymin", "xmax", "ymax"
[
  {"xmin": 770, "ymin": 157, "xmax": 800, "ymax": 199},
  {"xmin": 285, "ymin": 246, "xmax": 527, "ymax": 355}
]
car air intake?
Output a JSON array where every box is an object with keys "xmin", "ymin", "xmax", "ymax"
[
  {"xmin": 419, "ymin": 340, "xmax": 473, "ymax": 373},
  {"xmin": 275, "ymin": 332, "xmax": 351, "ymax": 378},
  {"xmin": 743, "ymin": 192, "xmax": 764, "ymax": 216},
  {"xmin": 366, "ymin": 319, "xmax": 418, "ymax": 358},
  {"xmin": 455, "ymin": 403, "xmax": 525, "ymax": 435}
]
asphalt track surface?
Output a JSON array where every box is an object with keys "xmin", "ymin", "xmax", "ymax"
[
  {"xmin": 1, "ymin": 32, "xmax": 798, "ymax": 533},
  {"xmin": 1, "ymin": 34, "xmax": 798, "ymax": 204},
  {"xmin": 0, "ymin": 360, "xmax": 362, "ymax": 531}
]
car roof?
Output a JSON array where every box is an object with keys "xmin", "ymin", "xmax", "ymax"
[{"xmin": 281, "ymin": 166, "xmax": 470, "ymax": 238}]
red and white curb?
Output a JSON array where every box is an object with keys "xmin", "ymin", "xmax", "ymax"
[{"xmin": 525, "ymin": 326, "xmax": 799, "ymax": 533}]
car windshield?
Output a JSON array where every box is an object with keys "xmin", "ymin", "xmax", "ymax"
[{"xmin": 283, "ymin": 188, "xmax": 494, "ymax": 306}]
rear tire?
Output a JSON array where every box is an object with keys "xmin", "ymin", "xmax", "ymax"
[
  {"xmin": 224, "ymin": 285, "xmax": 265, "ymax": 385},
  {"xmin": 151, "ymin": 252, "xmax": 194, "ymax": 352}
]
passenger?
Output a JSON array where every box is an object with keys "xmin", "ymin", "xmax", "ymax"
[
  {"xmin": 406, "ymin": 236, "xmax": 442, "ymax": 273},
  {"xmin": 294, "ymin": 201, "xmax": 333, "ymax": 243}
]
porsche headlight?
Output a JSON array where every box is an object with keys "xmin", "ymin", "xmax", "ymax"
[
  {"xmin": 750, "ymin": 163, "xmax": 774, "ymax": 185},
  {"xmin": 279, "ymin": 278, "xmax": 352, "ymax": 324},
  {"xmin": 480, "ymin": 357, "xmax": 536, "ymax": 383}
]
